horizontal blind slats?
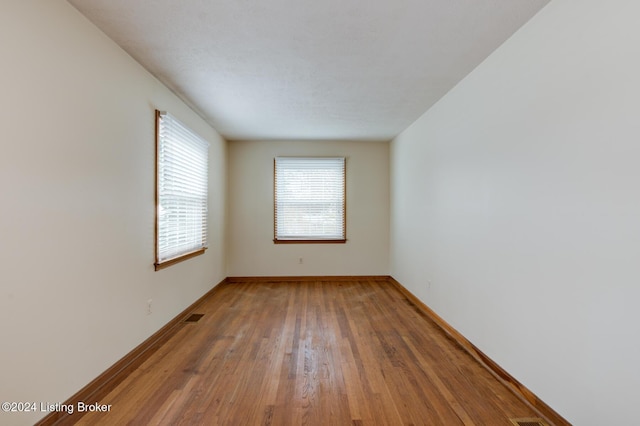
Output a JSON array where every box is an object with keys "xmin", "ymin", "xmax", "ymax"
[
  {"xmin": 274, "ymin": 157, "xmax": 345, "ymax": 240},
  {"xmin": 157, "ymin": 112, "xmax": 209, "ymax": 263}
]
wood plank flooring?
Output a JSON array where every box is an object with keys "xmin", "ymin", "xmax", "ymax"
[{"xmin": 75, "ymin": 279, "xmax": 541, "ymax": 425}]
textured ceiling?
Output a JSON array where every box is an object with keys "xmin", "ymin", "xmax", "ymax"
[{"xmin": 68, "ymin": 0, "xmax": 549, "ymax": 141}]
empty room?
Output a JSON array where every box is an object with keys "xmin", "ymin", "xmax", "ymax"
[{"xmin": 2, "ymin": 0, "xmax": 639, "ymax": 425}]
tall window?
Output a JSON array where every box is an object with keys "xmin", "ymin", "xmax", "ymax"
[
  {"xmin": 155, "ymin": 110, "xmax": 209, "ymax": 270},
  {"xmin": 274, "ymin": 157, "xmax": 346, "ymax": 243}
]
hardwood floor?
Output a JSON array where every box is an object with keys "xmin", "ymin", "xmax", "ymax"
[{"xmin": 74, "ymin": 279, "xmax": 542, "ymax": 425}]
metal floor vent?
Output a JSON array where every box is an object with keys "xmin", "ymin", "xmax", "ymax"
[
  {"xmin": 184, "ymin": 313, "xmax": 204, "ymax": 323},
  {"xmin": 510, "ymin": 418, "xmax": 549, "ymax": 426}
]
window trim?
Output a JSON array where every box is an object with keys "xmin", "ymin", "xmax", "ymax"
[
  {"xmin": 273, "ymin": 239, "xmax": 346, "ymax": 245},
  {"xmin": 154, "ymin": 110, "xmax": 208, "ymax": 270},
  {"xmin": 273, "ymin": 156, "xmax": 347, "ymax": 244}
]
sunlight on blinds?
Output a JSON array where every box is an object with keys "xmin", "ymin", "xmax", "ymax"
[{"xmin": 274, "ymin": 157, "xmax": 345, "ymax": 241}]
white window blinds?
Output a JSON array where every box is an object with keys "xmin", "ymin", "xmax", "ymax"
[
  {"xmin": 155, "ymin": 111, "xmax": 208, "ymax": 268},
  {"xmin": 274, "ymin": 157, "xmax": 345, "ymax": 241}
]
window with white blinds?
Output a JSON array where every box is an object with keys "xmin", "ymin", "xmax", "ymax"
[
  {"xmin": 155, "ymin": 110, "xmax": 209, "ymax": 270},
  {"xmin": 274, "ymin": 157, "xmax": 346, "ymax": 243}
]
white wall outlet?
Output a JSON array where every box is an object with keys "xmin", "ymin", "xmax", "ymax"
[
  {"xmin": 146, "ymin": 299, "xmax": 153, "ymax": 315},
  {"xmin": 298, "ymin": 257, "xmax": 303, "ymax": 264},
  {"xmin": 427, "ymin": 281, "xmax": 432, "ymax": 290}
]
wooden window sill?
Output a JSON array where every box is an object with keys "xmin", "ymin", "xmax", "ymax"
[
  {"xmin": 154, "ymin": 248, "xmax": 207, "ymax": 271},
  {"xmin": 273, "ymin": 239, "xmax": 346, "ymax": 244}
]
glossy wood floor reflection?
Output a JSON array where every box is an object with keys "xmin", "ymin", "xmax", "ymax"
[{"xmin": 77, "ymin": 280, "xmax": 540, "ymax": 425}]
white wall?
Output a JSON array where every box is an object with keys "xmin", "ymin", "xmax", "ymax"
[
  {"xmin": 390, "ymin": 0, "xmax": 640, "ymax": 424},
  {"xmin": 228, "ymin": 140, "xmax": 389, "ymax": 276},
  {"xmin": 0, "ymin": 1, "xmax": 226, "ymax": 425}
]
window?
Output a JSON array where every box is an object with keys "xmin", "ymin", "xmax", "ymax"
[
  {"xmin": 155, "ymin": 110, "xmax": 209, "ymax": 270},
  {"xmin": 274, "ymin": 157, "xmax": 346, "ymax": 243}
]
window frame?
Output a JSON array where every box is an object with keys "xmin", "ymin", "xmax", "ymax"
[
  {"xmin": 273, "ymin": 156, "xmax": 347, "ymax": 244},
  {"xmin": 154, "ymin": 110, "xmax": 209, "ymax": 270}
]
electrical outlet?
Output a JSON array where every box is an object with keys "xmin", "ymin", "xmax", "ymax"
[
  {"xmin": 146, "ymin": 299, "xmax": 152, "ymax": 315},
  {"xmin": 427, "ymin": 281, "xmax": 432, "ymax": 290},
  {"xmin": 298, "ymin": 257, "xmax": 303, "ymax": 264}
]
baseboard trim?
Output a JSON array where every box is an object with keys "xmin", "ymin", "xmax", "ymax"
[
  {"xmin": 388, "ymin": 277, "xmax": 569, "ymax": 426},
  {"xmin": 35, "ymin": 278, "xmax": 229, "ymax": 426},
  {"xmin": 227, "ymin": 275, "xmax": 390, "ymax": 283}
]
